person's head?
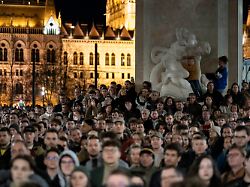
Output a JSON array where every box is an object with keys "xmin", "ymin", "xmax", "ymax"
[
  {"xmin": 150, "ymin": 132, "xmax": 163, "ymax": 150},
  {"xmin": 175, "ymin": 101, "xmax": 184, "ymax": 111},
  {"xmin": 218, "ymin": 56, "xmax": 228, "ymax": 67},
  {"xmin": 161, "ymin": 166, "xmax": 183, "ymax": 187},
  {"xmin": 128, "ymin": 144, "xmax": 141, "ymax": 166},
  {"xmin": 0, "ymin": 127, "xmax": 11, "ymax": 148},
  {"xmin": 102, "ymin": 140, "xmax": 121, "ymax": 165},
  {"xmin": 128, "ymin": 117, "xmax": 138, "ymax": 132},
  {"xmin": 202, "ymin": 110, "xmax": 210, "ymax": 121},
  {"xmin": 165, "ymin": 114, "xmax": 174, "ymax": 125},
  {"xmin": 10, "ymin": 113, "xmax": 19, "ymax": 125},
  {"xmin": 23, "ymin": 126, "xmax": 36, "ymax": 146},
  {"xmin": 106, "ymin": 169, "xmax": 131, "ymax": 187},
  {"xmin": 86, "ymin": 135, "xmax": 101, "ymax": 158},
  {"xmin": 206, "ymin": 81, "xmax": 214, "ymax": 93},
  {"xmin": 244, "ymin": 151, "xmax": 250, "ymax": 175},
  {"xmin": 11, "ymin": 140, "xmax": 30, "ymax": 159},
  {"xmin": 188, "ymin": 155, "xmax": 220, "ymax": 186},
  {"xmin": 231, "ymin": 82, "xmax": 239, "ymax": 94},
  {"xmin": 233, "ymin": 125, "xmax": 250, "ymax": 148},
  {"xmin": 227, "ymin": 144, "xmax": 246, "ymax": 169},
  {"xmin": 44, "ymin": 128, "xmax": 59, "ymax": 148},
  {"xmin": 139, "ymin": 148, "xmax": 154, "ymax": 168},
  {"xmin": 10, "ymin": 155, "xmax": 35, "ymax": 185},
  {"xmin": 70, "ymin": 166, "xmax": 89, "ymax": 187},
  {"xmin": 66, "ymin": 121, "xmax": 76, "ymax": 131},
  {"xmin": 171, "ymin": 133, "xmax": 183, "ymax": 146},
  {"xmin": 189, "ymin": 93, "xmax": 197, "ymax": 104},
  {"xmin": 59, "ymin": 94, "xmax": 67, "ymax": 104},
  {"xmin": 44, "ymin": 148, "xmax": 59, "ymax": 170},
  {"xmin": 150, "ymin": 110, "xmax": 159, "ymax": 120},
  {"xmin": 188, "ymin": 125, "xmax": 199, "ymax": 139},
  {"xmin": 131, "ymin": 132, "xmax": 143, "ymax": 146},
  {"xmin": 112, "ymin": 118, "xmax": 125, "ymax": 135},
  {"xmin": 191, "ymin": 135, "xmax": 208, "ymax": 155},
  {"xmin": 70, "ymin": 128, "xmax": 82, "ymax": 143},
  {"xmin": 141, "ymin": 109, "xmax": 150, "ymax": 120},
  {"xmin": 136, "ymin": 121, "xmax": 145, "ymax": 134},
  {"xmin": 59, "ymin": 150, "xmax": 79, "ymax": 177},
  {"xmin": 221, "ymin": 124, "xmax": 233, "ymax": 138},
  {"xmin": 97, "ymin": 118, "xmax": 106, "ymax": 131},
  {"xmin": 164, "ymin": 143, "xmax": 182, "ymax": 167},
  {"xmin": 50, "ymin": 118, "xmax": 62, "ymax": 131}
]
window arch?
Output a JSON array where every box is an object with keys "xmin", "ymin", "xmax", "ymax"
[
  {"xmin": 111, "ymin": 53, "xmax": 115, "ymax": 66},
  {"xmin": 73, "ymin": 52, "xmax": 78, "ymax": 65},
  {"xmin": 63, "ymin": 51, "xmax": 68, "ymax": 65},
  {"xmin": 121, "ymin": 53, "xmax": 125, "ymax": 66},
  {"xmin": 97, "ymin": 53, "xmax": 100, "ymax": 65},
  {"xmin": 80, "ymin": 52, "xmax": 84, "ymax": 65},
  {"xmin": 15, "ymin": 43, "xmax": 24, "ymax": 62},
  {"xmin": 127, "ymin": 53, "xmax": 131, "ymax": 66},
  {"xmin": 89, "ymin": 52, "xmax": 94, "ymax": 65},
  {"xmin": 80, "ymin": 72, "xmax": 84, "ymax": 78},
  {"xmin": 105, "ymin": 53, "xmax": 109, "ymax": 66},
  {"xmin": 0, "ymin": 42, "xmax": 7, "ymax": 61},
  {"xmin": 31, "ymin": 44, "xmax": 40, "ymax": 62},
  {"xmin": 47, "ymin": 45, "xmax": 56, "ymax": 63}
]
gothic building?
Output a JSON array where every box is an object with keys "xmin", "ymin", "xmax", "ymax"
[{"xmin": 0, "ymin": 0, "xmax": 135, "ymax": 105}]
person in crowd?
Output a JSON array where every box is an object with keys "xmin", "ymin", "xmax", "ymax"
[
  {"xmin": 70, "ymin": 166, "xmax": 90, "ymax": 187},
  {"xmin": 127, "ymin": 144, "xmax": 142, "ymax": 168},
  {"xmin": 0, "ymin": 127, "xmax": 11, "ymax": 169},
  {"xmin": 159, "ymin": 166, "xmax": 184, "ymax": 187},
  {"xmin": 150, "ymin": 131, "xmax": 164, "ymax": 167},
  {"xmin": 188, "ymin": 155, "xmax": 222, "ymax": 187},
  {"xmin": 213, "ymin": 56, "xmax": 228, "ymax": 94},
  {"xmin": 202, "ymin": 81, "xmax": 224, "ymax": 107},
  {"xmin": 105, "ymin": 169, "xmax": 131, "ymax": 187}
]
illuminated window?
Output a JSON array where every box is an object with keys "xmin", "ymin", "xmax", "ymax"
[
  {"xmin": 0, "ymin": 43, "xmax": 7, "ymax": 61},
  {"xmin": 4, "ymin": 69, "xmax": 6, "ymax": 76},
  {"xmin": 15, "ymin": 44, "xmax": 24, "ymax": 62},
  {"xmin": 90, "ymin": 72, "xmax": 94, "ymax": 78},
  {"xmin": 105, "ymin": 53, "xmax": 109, "ymax": 66},
  {"xmin": 106, "ymin": 73, "xmax": 109, "ymax": 79},
  {"xmin": 80, "ymin": 72, "xmax": 84, "ymax": 78},
  {"xmin": 127, "ymin": 53, "xmax": 131, "ymax": 66},
  {"xmin": 111, "ymin": 53, "xmax": 115, "ymax": 66},
  {"xmin": 47, "ymin": 47, "xmax": 56, "ymax": 63},
  {"xmin": 112, "ymin": 73, "xmax": 115, "ymax": 79},
  {"xmin": 97, "ymin": 53, "xmax": 100, "ymax": 65},
  {"xmin": 74, "ymin": 72, "xmax": 77, "ymax": 78},
  {"xmin": 16, "ymin": 70, "xmax": 19, "ymax": 76},
  {"xmin": 121, "ymin": 53, "xmax": 125, "ymax": 66},
  {"xmin": 20, "ymin": 70, "xmax": 23, "ymax": 76},
  {"xmin": 73, "ymin": 52, "xmax": 78, "ymax": 65},
  {"xmin": 31, "ymin": 44, "xmax": 40, "ymax": 62},
  {"xmin": 127, "ymin": 73, "xmax": 130, "ymax": 79},
  {"xmin": 122, "ymin": 73, "xmax": 125, "ymax": 79},
  {"xmin": 89, "ymin": 53, "xmax": 94, "ymax": 65},
  {"xmin": 63, "ymin": 51, "xmax": 68, "ymax": 65},
  {"xmin": 80, "ymin": 52, "xmax": 84, "ymax": 65}
]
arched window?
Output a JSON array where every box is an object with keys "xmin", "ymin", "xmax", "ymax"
[
  {"xmin": 15, "ymin": 83, "xmax": 23, "ymax": 94},
  {"xmin": 89, "ymin": 53, "xmax": 94, "ymax": 65},
  {"xmin": 90, "ymin": 72, "xmax": 94, "ymax": 78},
  {"xmin": 121, "ymin": 53, "xmax": 125, "ymax": 66},
  {"xmin": 73, "ymin": 52, "xmax": 78, "ymax": 65},
  {"xmin": 111, "ymin": 53, "xmax": 115, "ymax": 66},
  {"xmin": 63, "ymin": 51, "xmax": 68, "ymax": 65},
  {"xmin": 15, "ymin": 43, "xmax": 24, "ymax": 62},
  {"xmin": 127, "ymin": 53, "xmax": 131, "ymax": 66},
  {"xmin": 74, "ymin": 72, "xmax": 77, "ymax": 78},
  {"xmin": 0, "ymin": 43, "xmax": 8, "ymax": 61},
  {"xmin": 80, "ymin": 72, "xmax": 84, "ymax": 78},
  {"xmin": 80, "ymin": 52, "xmax": 84, "ymax": 65},
  {"xmin": 47, "ymin": 45, "xmax": 56, "ymax": 63},
  {"xmin": 105, "ymin": 53, "xmax": 109, "ymax": 66},
  {"xmin": 31, "ymin": 44, "xmax": 40, "ymax": 62}
]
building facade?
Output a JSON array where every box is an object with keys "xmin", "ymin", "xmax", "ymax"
[{"xmin": 0, "ymin": 0, "xmax": 135, "ymax": 105}]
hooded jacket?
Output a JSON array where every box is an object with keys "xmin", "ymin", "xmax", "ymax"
[{"xmin": 57, "ymin": 150, "xmax": 80, "ymax": 187}]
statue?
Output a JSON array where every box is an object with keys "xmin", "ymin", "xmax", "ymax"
[{"xmin": 150, "ymin": 28, "xmax": 211, "ymax": 100}]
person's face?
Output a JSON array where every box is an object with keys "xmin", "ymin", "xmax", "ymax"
[
  {"xmin": 192, "ymin": 139, "xmax": 208, "ymax": 155},
  {"xmin": 71, "ymin": 129, "xmax": 82, "ymax": 143},
  {"xmin": 223, "ymin": 137, "xmax": 232, "ymax": 150},
  {"xmin": 106, "ymin": 174, "xmax": 130, "ymax": 187},
  {"xmin": 150, "ymin": 92, "xmax": 159, "ymax": 101},
  {"xmin": 86, "ymin": 138, "xmax": 101, "ymax": 157},
  {"xmin": 97, "ymin": 120, "xmax": 106, "ymax": 130},
  {"xmin": 232, "ymin": 85, "xmax": 239, "ymax": 93},
  {"xmin": 46, "ymin": 106, "xmax": 53, "ymax": 114},
  {"xmin": 205, "ymin": 97, "xmax": 212, "ymax": 105},
  {"xmin": 157, "ymin": 103, "xmax": 164, "ymax": 110},
  {"xmin": 234, "ymin": 130, "xmax": 249, "ymax": 148},
  {"xmin": 141, "ymin": 110, "xmax": 149, "ymax": 119},
  {"xmin": 24, "ymin": 132, "xmax": 35, "ymax": 145},
  {"xmin": 198, "ymin": 158, "xmax": 214, "ymax": 183},
  {"xmin": 189, "ymin": 127, "xmax": 199, "ymax": 138},
  {"xmin": 59, "ymin": 96, "xmax": 66, "ymax": 104},
  {"xmin": 141, "ymin": 88, "xmax": 149, "ymax": 97},
  {"xmin": 165, "ymin": 133, "xmax": 172, "ymax": 145},
  {"xmin": 151, "ymin": 136, "xmax": 163, "ymax": 149},
  {"xmin": 209, "ymin": 129, "xmax": 218, "ymax": 139},
  {"xmin": 161, "ymin": 168, "xmax": 183, "ymax": 187},
  {"xmin": 111, "ymin": 112, "xmax": 119, "ymax": 119},
  {"xmin": 189, "ymin": 95, "xmax": 196, "ymax": 104},
  {"xmin": 44, "ymin": 132, "xmax": 58, "ymax": 148},
  {"xmin": 0, "ymin": 131, "xmax": 10, "ymax": 147},
  {"xmin": 165, "ymin": 115, "xmax": 174, "ymax": 125},
  {"xmin": 132, "ymin": 134, "xmax": 142, "ymax": 145},
  {"xmin": 10, "ymin": 114, "xmax": 18, "ymax": 125},
  {"xmin": 102, "ymin": 146, "xmax": 121, "ymax": 165},
  {"xmin": 113, "ymin": 122, "xmax": 125, "ymax": 134},
  {"xmin": 44, "ymin": 151, "xmax": 59, "ymax": 169},
  {"xmin": 164, "ymin": 150, "xmax": 180, "ymax": 167},
  {"xmin": 11, "ymin": 159, "xmax": 33, "ymax": 184},
  {"xmin": 50, "ymin": 122, "xmax": 60, "ymax": 131},
  {"xmin": 175, "ymin": 102, "xmax": 183, "ymax": 110},
  {"xmin": 172, "ymin": 134, "xmax": 183, "ymax": 145},
  {"xmin": 136, "ymin": 124, "xmax": 145, "ymax": 133},
  {"xmin": 140, "ymin": 153, "xmax": 154, "ymax": 167},
  {"xmin": 11, "ymin": 142, "xmax": 30, "ymax": 159},
  {"xmin": 216, "ymin": 118, "xmax": 226, "ymax": 127},
  {"xmin": 70, "ymin": 171, "xmax": 88, "ymax": 187},
  {"xmin": 66, "ymin": 121, "xmax": 75, "ymax": 130},
  {"xmin": 130, "ymin": 148, "xmax": 141, "ymax": 165},
  {"xmin": 74, "ymin": 88, "xmax": 81, "ymax": 98},
  {"xmin": 60, "ymin": 156, "xmax": 75, "ymax": 176},
  {"xmin": 244, "ymin": 157, "xmax": 250, "ymax": 175},
  {"xmin": 202, "ymin": 111, "xmax": 210, "ymax": 121},
  {"xmin": 124, "ymin": 82, "xmax": 131, "ymax": 89},
  {"xmin": 227, "ymin": 149, "xmax": 245, "ymax": 168},
  {"xmin": 129, "ymin": 122, "xmax": 137, "ymax": 132},
  {"xmin": 150, "ymin": 111, "xmax": 159, "ymax": 120},
  {"xmin": 222, "ymin": 127, "xmax": 233, "ymax": 138},
  {"xmin": 207, "ymin": 83, "xmax": 214, "ymax": 92}
]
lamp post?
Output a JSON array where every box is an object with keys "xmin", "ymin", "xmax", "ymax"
[
  {"xmin": 41, "ymin": 86, "xmax": 45, "ymax": 106},
  {"xmin": 32, "ymin": 52, "xmax": 36, "ymax": 108}
]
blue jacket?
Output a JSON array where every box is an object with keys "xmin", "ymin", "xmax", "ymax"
[{"xmin": 214, "ymin": 66, "xmax": 228, "ymax": 90}]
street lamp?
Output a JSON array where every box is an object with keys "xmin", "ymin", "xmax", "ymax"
[{"xmin": 41, "ymin": 86, "xmax": 45, "ymax": 106}]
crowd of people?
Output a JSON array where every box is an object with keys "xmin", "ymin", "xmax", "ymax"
[{"xmin": 0, "ymin": 73, "xmax": 250, "ymax": 187}]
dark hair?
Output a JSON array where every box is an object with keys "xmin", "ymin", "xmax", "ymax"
[
  {"xmin": 219, "ymin": 56, "xmax": 228, "ymax": 64},
  {"xmin": 45, "ymin": 147, "xmax": 60, "ymax": 157},
  {"xmin": 164, "ymin": 143, "xmax": 183, "ymax": 157},
  {"xmin": 102, "ymin": 140, "xmax": 121, "ymax": 150},
  {"xmin": 234, "ymin": 125, "xmax": 250, "ymax": 136},
  {"xmin": 0, "ymin": 127, "xmax": 10, "ymax": 135},
  {"xmin": 100, "ymin": 131, "xmax": 117, "ymax": 140},
  {"xmin": 11, "ymin": 155, "xmax": 36, "ymax": 171},
  {"xmin": 51, "ymin": 118, "xmax": 62, "ymax": 126},
  {"xmin": 37, "ymin": 121, "xmax": 47, "ymax": 129},
  {"xmin": 188, "ymin": 155, "xmax": 222, "ymax": 187},
  {"xmin": 45, "ymin": 128, "xmax": 58, "ymax": 136}
]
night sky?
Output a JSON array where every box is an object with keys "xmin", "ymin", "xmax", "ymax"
[{"xmin": 55, "ymin": 0, "xmax": 250, "ymax": 25}]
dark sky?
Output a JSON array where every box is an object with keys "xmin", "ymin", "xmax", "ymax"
[
  {"xmin": 55, "ymin": 0, "xmax": 250, "ymax": 25},
  {"xmin": 54, "ymin": 0, "xmax": 106, "ymax": 25}
]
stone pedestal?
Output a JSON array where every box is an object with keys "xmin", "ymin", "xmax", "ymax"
[{"xmin": 136, "ymin": 0, "xmax": 243, "ymax": 90}]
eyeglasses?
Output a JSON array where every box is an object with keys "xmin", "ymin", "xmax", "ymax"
[{"xmin": 46, "ymin": 156, "xmax": 59, "ymax": 161}]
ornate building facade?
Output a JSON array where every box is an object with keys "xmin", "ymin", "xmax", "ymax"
[{"xmin": 0, "ymin": 0, "xmax": 135, "ymax": 105}]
